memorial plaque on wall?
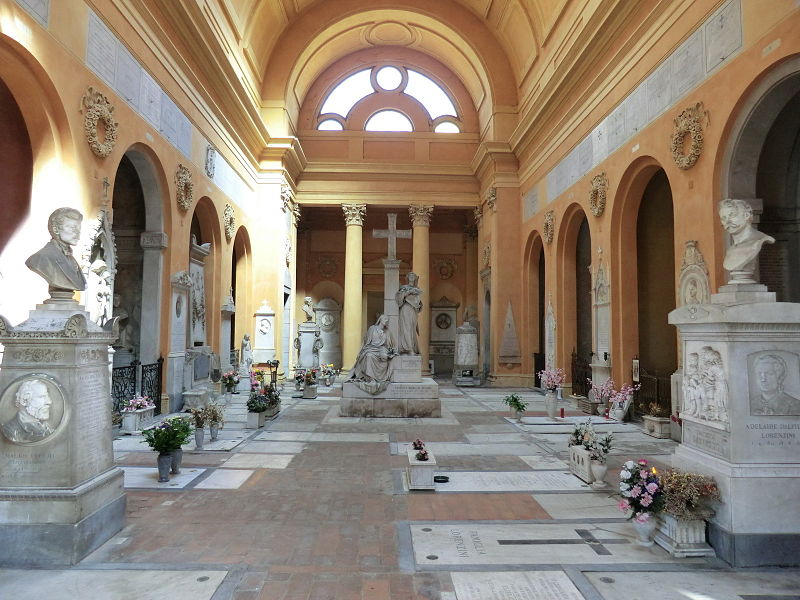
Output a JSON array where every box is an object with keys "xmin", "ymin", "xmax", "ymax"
[
  {"xmin": 87, "ymin": 11, "xmax": 117, "ymax": 85},
  {"xmin": 625, "ymin": 84, "xmax": 648, "ymax": 137},
  {"xmin": 139, "ymin": 70, "xmax": 162, "ymax": 128},
  {"xmin": 115, "ymin": 46, "xmax": 142, "ymax": 109},
  {"xmin": 672, "ymin": 29, "xmax": 704, "ymax": 98},
  {"xmin": 705, "ymin": 0, "xmax": 742, "ymax": 73},
  {"xmin": 646, "ymin": 57, "xmax": 673, "ymax": 120}
]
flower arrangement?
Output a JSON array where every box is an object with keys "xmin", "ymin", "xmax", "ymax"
[
  {"xmin": 122, "ymin": 395, "xmax": 154, "ymax": 412},
  {"xmin": 412, "ymin": 438, "xmax": 425, "ymax": 450},
  {"xmin": 321, "ymin": 363, "xmax": 337, "ymax": 377},
  {"xmin": 660, "ymin": 470, "xmax": 719, "ymax": 519},
  {"xmin": 141, "ymin": 416, "xmax": 193, "ymax": 454},
  {"xmin": 204, "ymin": 403, "xmax": 225, "ymax": 426},
  {"xmin": 568, "ymin": 419, "xmax": 596, "ymax": 450},
  {"xmin": 294, "ymin": 370, "xmax": 306, "ymax": 385},
  {"xmin": 247, "ymin": 393, "xmax": 268, "ymax": 413},
  {"xmin": 589, "ymin": 432, "xmax": 613, "ymax": 464},
  {"xmin": 304, "ymin": 369, "xmax": 318, "ymax": 385},
  {"xmin": 610, "ymin": 383, "xmax": 640, "ymax": 409},
  {"xmin": 618, "ymin": 459, "xmax": 665, "ymax": 522},
  {"xmin": 645, "ymin": 401, "xmax": 670, "ymax": 417},
  {"xmin": 189, "ymin": 407, "xmax": 207, "ymax": 427},
  {"xmin": 588, "ymin": 377, "xmax": 615, "ymax": 402},
  {"xmin": 252, "ymin": 369, "xmax": 267, "ymax": 387},
  {"xmin": 221, "ymin": 370, "xmax": 239, "ymax": 387},
  {"xmin": 503, "ymin": 393, "xmax": 527, "ymax": 413},
  {"xmin": 415, "ymin": 449, "xmax": 429, "ymax": 461},
  {"xmin": 538, "ymin": 367, "xmax": 566, "ymax": 391}
]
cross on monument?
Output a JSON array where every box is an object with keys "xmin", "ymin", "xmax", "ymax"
[
  {"xmin": 373, "ymin": 213, "xmax": 411, "ymax": 260},
  {"xmin": 497, "ymin": 528, "xmax": 629, "ymax": 556}
]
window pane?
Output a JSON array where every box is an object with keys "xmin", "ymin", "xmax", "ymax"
[
  {"xmin": 434, "ymin": 121, "xmax": 460, "ymax": 133},
  {"xmin": 320, "ymin": 69, "xmax": 374, "ymax": 117},
  {"xmin": 365, "ymin": 110, "xmax": 413, "ymax": 132},
  {"xmin": 376, "ymin": 66, "xmax": 402, "ymax": 91},
  {"xmin": 318, "ymin": 119, "xmax": 344, "ymax": 131},
  {"xmin": 405, "ymin": 70, "xmax": 457, "ymax": 119}
]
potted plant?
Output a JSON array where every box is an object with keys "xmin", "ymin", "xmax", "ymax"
[
  {"xmin": 655, "ymin": 470, "xmax": 719, "ymax": 557},
  {"xmin": 204, "ymin": 402, "xmax": 225, "ymax": 441},
  {"xmin": 263, "ymin": 387, "xmax": 281, "ymax": 418},
  {"xmin": 221, "ymin": 370, "xmax": 240, "ymax": 393},
  {"xmin": 303, "ymin": 368, "xmax": 319, "ymax": 399},
  {"xmin": 642, "ymin": 401, "xmax": 671, "ymax": 438},
  {"xmin": 588, "ymin": 432, "xmax": 613, "ymax": 488},
  {"xmin": 294, "ymin": 370, "xmax": 305, "ymax": 391},
  {"xmin": 588, "ymin": 378, "xmax": 615, "ymax": 416},
  {"xmin": 189, "ymin": 407, "xmax": 207, "ymax": 450},
  {"xmin": 538, "ymin": 367, "xmax": 566, "ymax": 418},
  {"xmin": 503, "ymin": 393, "xmax": 527, "ymax": 421},
  {"xmin": 141, "ymin": 416, "xmax": 193, "ymax": 482},
  {"xmin": 617, "ymin": 459, "xmax": 665, "ymax": 546},
  {"xmin": 321, "ymin": 363, "xmax": 336, "ymax": 386},
  {"xmin": 609, "ymin": 382, "xmax": 639, "ymax": 421},
  {"xmin": 120, "ymin": 394, "xmax": 156, "ymax": 433},
  {"xmin": 246, "ymin": 393, "xmax": 268, "ymax": 429},
  {"xmin": 567, "ymin": 419, "xmax": 595, "ymax": 483}
]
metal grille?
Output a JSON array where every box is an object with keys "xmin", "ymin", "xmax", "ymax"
[
  {"xmin": 141, "ymin": 357, "xmax": 164, "ymax": 415},
  {"xmin": 533, "ymin": 352, "xmax": 545, "ymax": 388},
  {"xmin": 635, "ymin": 368, "xmax": 671, "ymax": 415},
  {"xmin": 571, "ymin": 350, "xmax": 591, "ymax": 397},
  {"xmin": 111, "ymin": 361, "xmax": 137, "ymax": 413}
]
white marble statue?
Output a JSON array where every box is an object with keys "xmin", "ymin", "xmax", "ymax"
[
  {"xmin": 719, "ymin": 199, "xmax": 775, "ymax": 284},
  {"xmin": 25, "ymin": 207, "xmax": 86, "ymax": 295},
  {"xmin": 682, "ymin": 352, "xmax": 702, "ymax": 417},
  {"xmin": 240, "ymin": 333, "xmax": 253, "ymax": 376},
  {"xmin": 302, "ymin": 296, "xmax": 315, "ymax": 322},
  {"xmin": 395, "ymin": 272, "xmax": 422, "ymax": 354},
  {"xmin": 348, "ymin": 314, "xmax": 396, "ymax": 394},
  {"xmin": 1, "ymin": 379, "xmax": 54, "ymax": 444}
]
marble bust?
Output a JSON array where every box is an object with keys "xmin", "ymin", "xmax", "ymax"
[
  {"xmin": 718, "ymin": 199, "xmax": 775, "ymax": 284},
  {"xmin": 302, "ymin": 296, "xmax": 315, "ymax": 322},
  {"xmin": 25, "ymin": 207, "xmax": 86, "ymax": 295},
  {"xmin": 1, "ymin": 379, "xmax": 54, "ymax": 444}
]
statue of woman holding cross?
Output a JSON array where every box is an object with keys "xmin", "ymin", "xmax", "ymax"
[{"xmin": 396, "ymin": 272, "xmax": 422, "ymax": 354}]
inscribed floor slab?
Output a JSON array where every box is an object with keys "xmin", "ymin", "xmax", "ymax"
[
  {"xmin": 451, "ymin": 571, "xmax": 585, "ymax": 600},
  {"xmin": 433, "ymin": 471, "xmax": 588, "ymax": 492}
]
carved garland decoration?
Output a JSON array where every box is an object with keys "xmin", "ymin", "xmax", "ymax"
[
  {"xmin": 81, "ymin": 87, "xmax": 119, "ymax": 159},
  {"xmin": 543, "ymin": 211, "xmax": 555, "ymax": 244},
  {"xmin": 175, "ymin": 164, "xmax": 193, "ymax": 211},
  {"xmin": 223, "ymin": 204, "xmax": 236, "ymax": 241},
  {"xmin": 589, "ymin": 172, "xmax": 608, "ymax": 217},
  {"xmin": 671, "ymin": 102, "xmax": 708, "ymax": 170}
]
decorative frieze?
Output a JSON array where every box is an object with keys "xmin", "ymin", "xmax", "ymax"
[
  {"xmin": 205, "ymin": 145, "xmax": 216, "ymax": 178},
  {"xmin": 81, "ymin": 86, "xmax": 118, "ymax": 158},
  {"xmin": 679, "ymin": 240, "xmax": 710, "ymax": 306},
  {"xmin": 223, "ymin": 204, "xmax": 235, "ymax": 241},
  {"xmin": 175, "ymin": 164, "xmax": 193, "ymax": 211},
  {"xmin": 485, "ymin": 187, "xmax": 497, "ymax": 212}
]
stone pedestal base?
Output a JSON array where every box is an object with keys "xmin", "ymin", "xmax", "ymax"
[
  {"xmin": 406, "ymin": 448, "xmax": 436, "ymax": 490},
  {"xmin": 453, "ymin": 364, "xmax": 480, "ymax": 386},
  {"xmin": 340, "ymin": 379, "xmax": 440, "ymax": 417},
  {"xmin": 0, "ymin": 468, "xmax": 125, "ymax": 566},
  {"xmin": 391, "ymin": 355, "xmax": 422, "ymax": 383}
]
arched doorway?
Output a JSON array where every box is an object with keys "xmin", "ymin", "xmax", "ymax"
[
  {"xmin": 0, "ymin": 77, "xmax": 32, "ymax": 257},
  {"xmin": 189, "ymin": 198, "xmax": 221, "ymax": 350},
  {"xmin": 636, "ymin": 169, "xmax": 677, "ymax": 413},
  {"xmin": 483, "ymin": 289, "xmax": 491, "ymax": 379},
  {"xmin": 231, "ymin": 227, "xmax": 251, "ymax": 367},
  {"xmin": 525, "ymin": 233, "xmax": 546, "ymax": 386}
]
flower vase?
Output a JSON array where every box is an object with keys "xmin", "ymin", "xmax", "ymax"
[
  {"xmin": 209, "ymin": 424, "xmax": 219, "ymax": 441},
  {"xmin": 590, "ymin": 461, "xmax": 608, "ymax": 488},
  {"xmin": 545, "ymin": 390, "xmax": 558, "ymax": 418},
  {"xmin": 194, "ymin": 428, "xmax": 205, "ymax": 451},
  {"xmin": 513, "ymin": 409, "xmax": 523, "ymax": 422},
  {"xmin": 610, "ymin": 406, "xmax": 625, "ymax": 421},
  {"xmin": 157, "ymin": 453, "xmax": 171, "ymax": 482},
  {"xmin": 632, "ymin": 516, "xmax": 657, "ymax": 546},
  {"xmin": 170, "ymin": 448, "xmax": 183, "ymax": 475}
]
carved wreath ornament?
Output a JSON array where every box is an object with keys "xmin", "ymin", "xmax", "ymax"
[
  {"xmin": 589, "ymin": 172, "xmax": 608, "ymax": 217},
  {"xmin": 543, "ymin": 210, "xmax": 555, "ymax": 244},
  {"xmin": 175, "ymin": 164, "xmax": 193, "ymax": 211},
  {"xmin": 223, "ymin": 204, "xmax": 235, "ymax": 241},
  {"xmin": 81, "ymin": 87, "xmax": 118, "ymax": 159},
  {"xmin": 671, "ymin": 102, "xmax": 708, "ymax": 170}
]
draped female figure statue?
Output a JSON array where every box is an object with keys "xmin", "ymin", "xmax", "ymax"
[
  {"xmin": 348, "ymin": 314, "xmax": 395, "ymax": 394},
  {"xmin": 396, "ymin": 272, "xmax": 422, "ymax": 354}
]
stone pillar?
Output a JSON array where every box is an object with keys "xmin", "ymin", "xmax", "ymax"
[
  {"xmin": 409, "ymin": 205, "xmax": 433, "ymax": 374},
  {"xmin": 341, "ymin": 204, "xmax": 366, "ymax": 370},
  {"xmin": 220, "ymin": 294, "xmax": 235, "ymax": 370},
  {"xmin": 139, "ymin": 231, "xmax": 167, "ymax": 364}
]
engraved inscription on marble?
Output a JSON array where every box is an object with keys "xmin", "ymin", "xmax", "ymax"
[
  {"xmin": 576, "ymin": 136, "xmax": 593, "ymax": 178},
  {"xmin": 747, "ymin": 351, "xmax": 800, "ymax": 416},
  {"xmin": 607, "ymin": 104, "xmax": 626, "ymax": 152},
  {"xmin": 683, "ymin": 420, "xmax": 730, "ymax": 460},
  {"xmin": 115, "ymin": 46, "xmax": 142, "ymax": 109},
  {"xmin": 625, "ymin": 84, "xmax": 648, "ymax": 137},
  {"xmin": 646, "ymin": 57, "xmax": 673, "ymax": 120},
  {"xmin": 591, "ymin": 120, "xmax": 608, "ymax": 167},
  {"xmin": 745, "ymin": 421, "xmax": 800, "ymax": 451},
  {"xmin": 705, "ymin": 0, "xmax": 742, "ymax": 73},
  {"xmin": 452, "ymin": 571, "xmax": 585, "ymax": 600},
  {"xmin": 139, "ymin": 69, "xmax": 162, "ymax": 128},
  {"xmin": 160, "ymin": 95, "xmax": 181, "ymax": 148},
  {"xmin": 672, "ymin": 30, "xmax": 704, "ymax": 98},
  {"xmin": 87, "ymin": 11, "xmax": 117, "ymax": 85},
  {"xmin": 74, "ymin": 367, "xmax": 110, "ymax": 477},
  {"xmin": 523, "ymin": 187, "xmax": 539, "ymax": 221},
  {"xmin": 15, "ymin": 0, "xmax": 49, "ymax": 26}
]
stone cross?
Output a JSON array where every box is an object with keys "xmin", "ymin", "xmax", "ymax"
[
  {"xmin": 373, "ymin": 213, "xmax": 411, "ymax": 260},
  {"xmin": 498, "ymin": 529, "xmax": 628, "ymax": 556}
]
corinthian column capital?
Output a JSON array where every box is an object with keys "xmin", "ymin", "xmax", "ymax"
[
  {"xmin": 409, "ymin": 204, "xmax": 433, "ymax": 227},
  {"xmin": 342, "ymin": 203, "xmax": 366, "ymax": 226}
]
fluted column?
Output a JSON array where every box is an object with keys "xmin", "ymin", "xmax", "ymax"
[
  {"xmin": 342, "ymin": 204, "xmax": 366, "ymax": 370},
  {"xmin": 409, "ymin": 204, "xmax": 433, "ymax": 374}
]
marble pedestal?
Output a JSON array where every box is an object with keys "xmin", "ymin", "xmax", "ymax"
[
  {"xmin": 0, "ymin": 301, "xmax": 126, "ymax": 566},
  {"xmin": 453, "ymin": 322, "xmax": 480, "ymax": 386},
  {"xmin": 669, "ymin": 292, "xmax": 800, "ymax": 566},
  {"xmin": 296, "ymin": 322, "xmax": 320, "ymax": 369}
]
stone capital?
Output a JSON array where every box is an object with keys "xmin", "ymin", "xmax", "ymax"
[
  {"xmin": 473, "ymin": 206, "xmax": 483, "ymax": 226},
  {"xmin": 342, "ymin": 203, "xmax": 366, "ymax": 226},
  {"xmin": 409, "ymin": 204, "xmax": 433, "ymax": 227}
]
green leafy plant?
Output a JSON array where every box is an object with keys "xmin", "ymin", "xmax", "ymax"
[
  {"xmin": 503, "ymin": 393, "xmax": 527, "ymax": 413},
  {"xmin": 589, "ymin": 432, "xmax": 614, "ymax": 464},
  {"xmin": 141, "ymin": 416, "xmax": 193, "ymax": 454},
  {"xmin": 247, "ymin": 393, "xmax": 268, "ymax": 413}
]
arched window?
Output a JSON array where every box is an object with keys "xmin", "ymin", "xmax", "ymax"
[{"xmin": 317, "ymin": 65, "xmax": 462, "ymax": 133}]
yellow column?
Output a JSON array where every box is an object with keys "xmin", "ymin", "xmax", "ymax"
[
  {"xmin": 341, "ymin": 204, "xmax": 366, "ymax": 370},
  {"xmin": 409, "ymin": 205, "xmax": 433, "ymax": 375}
]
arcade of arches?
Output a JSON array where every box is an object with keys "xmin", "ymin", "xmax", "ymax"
[{"xmin": 1, "ymin": 0, "xmax": 800, "ymax": 589}]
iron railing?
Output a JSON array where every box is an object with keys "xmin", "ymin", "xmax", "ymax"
[
  {"xmin": 112, "ymin": 357, "xmax": 163, "ymax": 414},
  {"xmin": 141, "ymin": 357, "xmax": 163, "ymax": 415},
  {"xmin": 111, "ymin": 360, "xmax": 138, "ymax": 413},
  {"xmin": 635, "ymin": 367, "xmax": 671, "ymax": 415},
  {"xmin": 571, "ymin": 350, "xmax": 592, "ymax": 397}
]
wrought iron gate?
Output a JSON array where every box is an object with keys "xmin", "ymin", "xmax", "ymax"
[
  {"xmin": 571, "ymin": 350, "xmax": 591, "ymax": 397},
  {"xmin": 634, "ymin": 367, "xmax": 671, "ymax": 415},
  {"xmin": 111, "ymin": 357, "xmax": 163, "ymax": 415}
]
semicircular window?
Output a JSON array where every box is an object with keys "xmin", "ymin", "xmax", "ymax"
[
  {"xmin": 365, "ymin": 110, "xmax": 413, "ymax": 132},
  {"xmin": 319, "ymin": 69, "xmax": 373, "ymax": 118},
  {"xmin": 404, "ymin": 70, "xmax": 457, "ymax": 120}
]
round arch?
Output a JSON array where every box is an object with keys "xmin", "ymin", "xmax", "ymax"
[
  {"xmin": 310, "ymin": 280, "xmax": 345, "ymax": 306},
  {"xmin": 232, "ymin": 225, "xmax": 253, "ymax": 353},
  {"xmin": 522, "ymin": 230, "xmax": 545, "ymax": 378},
  {"xmin": 191, "ymin": 196, "xmax": 223, "ymax": 350}
]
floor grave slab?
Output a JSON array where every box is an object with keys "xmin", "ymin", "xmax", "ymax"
[
  {"xmin": 265, "ymin": 421, "xmax": 319, "ymax": 431},
  {"xmin": 254, "ymin": 431, "xmax": 390, "ymax": 443},
  {"xmin": 411, "ymin": 523, "xmax": 695, "ymax": 566},
  {"xmin": 221, "ymin": 454, "xmax": 294, "ymax": 469},
  {"xmin": 451, "ymin": 571, "xmax": 585, "ymax": 600},
  {"xmin": 113, "ymin": 436, "xmax": 156, "ymax": 452},
  {"xmin": 121, "ymin": 466, "xmax": 206, "ymax": 489},
  {"xmin": 586, "ymin": 571, "xmax": 800, "ymax": 600},
  {"xmin": 464, "ymin": 433, "xmax": 529, "ymax": 443},
  {"xmin": 0, "ymin": 569, "xmax": 226, "ymax": 600},
  {"xmin": 433, "ymin": 471, "xmax": 587, "ymax": 492},
  {"xmin": 239, "ymin": 441, "xmax": 307, "ymax": 454},
  {"xmin": 186, "ymin": 437, "xmax": 244, "ymax": 451},
  {"xmin": 194, "ymin": 468, "xmax": 253, "ymax": 489},
  {"xmin": 519, "ymin": 455, "xmax": 570, "ymax": 470},
  {"xmin": 519, "ymin": 423, "xmax": 632, "ymax": 434},
  {"xmin": 393, "ymin": 443, "xmax": 541, "ymax": 456},
  {"xmin": 533, "ymin": 493, "xmax": 623, "ymax": 519}
]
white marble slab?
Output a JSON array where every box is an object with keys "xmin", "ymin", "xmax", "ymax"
[
  {"xmin": 254, "ymin": 432, "xmax": 390, "ymax": 443},
  {"xmin": 395, "ymin": 443, "xmax": 541, "ymax": 456},
  {"xmin": 519, "ymin": 456, "xmax": 570, "ymax": 470},
  {"xmin": 194, "ymin": 469, "xmax": 253, "ymax": 489},
  {"xmin": 0, "ymin": 569, "xmax": 225, "ymax": 600},
  {"xmin": 452, "ymin": 571, "xmax": 584, "ymax": 600},
  {"xmin": 434, "ymin": 471, "xmax": 588, "ymax": 492},
  {"xmin": 587, "ymin": 570, "xmax": 800, "ymax": 600},
  {"xmin": 113, "ymin": 436, "xmax": 157, "ymax": 452},
  {"xmin": 221, "ymin": 454, "xmax": 294, "ymax": 469},
  {"xmin": 470, "ymin": 424, "xmax": 520, "ymax": 433},
  {"xmin": 187, "ymin": 437, "xmax": 244, "ymax": 451},
  {"xmin": 239, "ymin": 441, "xmax": 306, "ymax": 454},
  {"xmin": 524, "ymin": 416, "xmax": 615, "ymax": 425},
  {"xmin": 520, "ymin": 424, "xmax": 631, "ymax": 434},
  {"xmin": 121, "ymin": 466, "xmax": 206, "ymax": 489},
  {"xmin": 533, "ymin": 493, "xmax": 623, "ymax": 520},
  {"xmin": 464, "ymin": 433, "xmax": 528, "ymax": 443},
  {"xmin": 411, "ymin": 523, "xmax": 689, "ymax": 566}
]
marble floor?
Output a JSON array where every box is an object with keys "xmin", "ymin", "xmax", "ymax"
[{"xmin": 2, "ymin": 381, "xmax": 798, "ymax": 599}]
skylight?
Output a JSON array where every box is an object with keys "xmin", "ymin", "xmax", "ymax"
[
  {"xmin": 405, "ymin": 70, "xmax": 457, "ymax": 119},
  {"xmin": 365, "ymin": 110, "xmax": 413, "ymax": 132},
  {"xmin": 319, "ymin": 69, "xmax": 373, "ymax": 118}
]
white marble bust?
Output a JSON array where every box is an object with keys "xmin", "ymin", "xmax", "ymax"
[
  {"xmin": 25, "ymin": 207, "xmax": 86, "ymax": 294},
  {"xmin": 718, "ymin": 199, "xmax": 774, "ymax": 284}
]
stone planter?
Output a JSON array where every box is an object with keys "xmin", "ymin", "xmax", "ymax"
[
  {"xmin": 569, "ymin": 445, "xmax": 593, "ymax": 484},
  {"xmin": 263, "ymin": 402, "xmax": 280, "ymax": 419},
  {"xmin": 642, "ymin": 415, "xmax": 671, "ymax": 438},
  {"xmin": 544, "ymin": 390, "xmax": 558, "ymax": 418},
  {"xmin": 157, "ymin": 453, "xmax": 171, "ymax": 482},
  {"xmin": 209, "ymin": 424, "xmax": 220, "ymax": 441},
  {"xmin": 654, "ymin": 514, "xmax": 715, "ymax": 557},
  {"xmin": 246, "ymin": 411, "xmax": 266, "ymax": 429},
  {"xmin": 406, "ymin": 447, "xmax": 437, "ymax": 490},
  {"xmin": 302, "ymin": 384, "xmax": 318, "ymax": 399},
  {"xmin": 575, "ymin": 397, "xmax": 595, "ymax": 415},
  {"xmin": 120, "ymin": 406, "xmax": 155, "ymax": 433}
]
